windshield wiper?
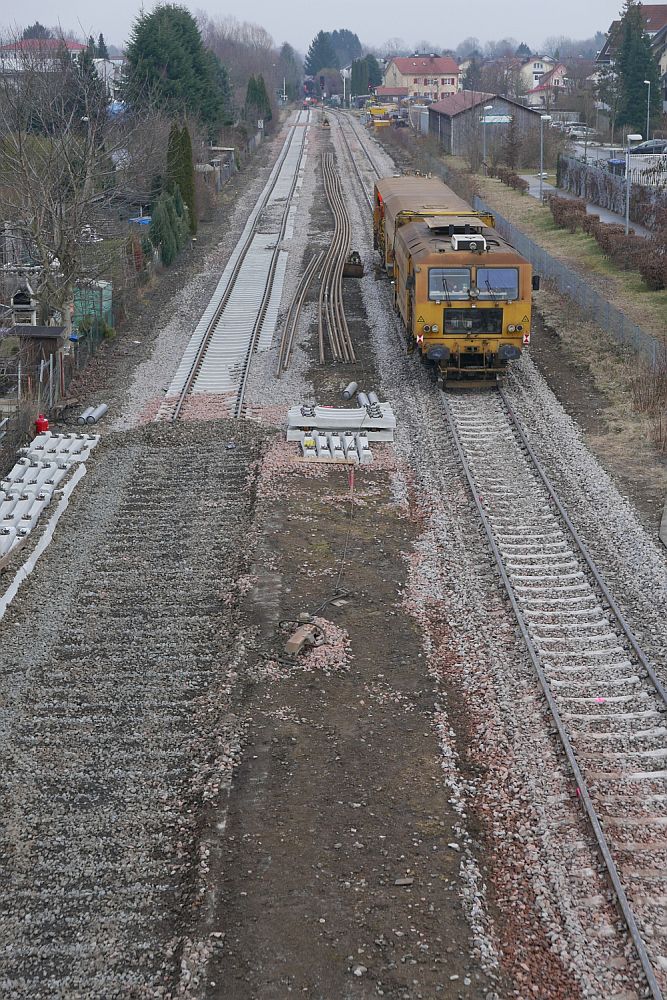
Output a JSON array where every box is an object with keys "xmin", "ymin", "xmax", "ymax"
[
  {"xmin": 485, "ymin": 278, "xmax": 500, "ymax": 301},
  {"xmin": 441, "ymin": 276, "xmax": 451, "ymax": 305}
]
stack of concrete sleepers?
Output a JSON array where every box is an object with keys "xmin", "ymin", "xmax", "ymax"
[{"xmin": 0, "ymin": 432, "xmax": 99, "ymax": 560}]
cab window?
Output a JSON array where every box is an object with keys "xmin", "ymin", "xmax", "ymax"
[
  {"xmin": 476, "ymin": 267, "xmax": 519, "ymax": 300},
  {"xmin": 428, "ymin": 268, "xmax": 471, "ymax": 301}
]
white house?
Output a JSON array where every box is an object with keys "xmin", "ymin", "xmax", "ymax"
[{"xmin": 519, "ymin": 55, "xmax": 556, "ymax": 92}]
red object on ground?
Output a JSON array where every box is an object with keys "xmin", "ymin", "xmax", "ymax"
[{"xmin": 35, "ymin": 414, "xmax": 49, "ymax": 433}]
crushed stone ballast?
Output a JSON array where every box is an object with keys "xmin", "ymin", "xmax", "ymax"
[{"xmin": 444, "ymin": 386, "xmax": 667, "ymax": 1000}]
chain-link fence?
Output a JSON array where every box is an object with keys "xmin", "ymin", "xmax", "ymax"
[{"xmin": 473, "ymin": 196, "xmax": 663, "ymax": 366}]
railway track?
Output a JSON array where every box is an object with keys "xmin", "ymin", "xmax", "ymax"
[
  {"xmin": 338, "ymin": 114, "xmax": 667, "ymax": 996},
  {"xmin": 157, "ymin": 110, "xmax": 310, "ymax": 421},
  {"xmin": 443, "ymin": 387, "xmax": 667, "ymax": 999},
  {"xmin": 332, "ymin": 111, "xmax": 381, "ymax": 207}
]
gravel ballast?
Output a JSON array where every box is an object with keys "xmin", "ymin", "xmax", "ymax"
[{"xmin": 0, "ymin": 419, "xmax": 266, "ymax": 997}]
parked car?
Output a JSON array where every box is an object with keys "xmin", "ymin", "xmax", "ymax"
[
  {"xmin": 566, "ymin": 126, "xmax": 598, "ymax": 140},
  {"xmin": 629, "ymin": 139, "xmax": 667, "ymax": 155}
]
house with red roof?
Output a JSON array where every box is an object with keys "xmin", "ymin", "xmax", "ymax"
[
  {"xmin": 382, "ymin": 55, "xmax": 459, "ymax": 102},
  {"xmin": 0, "ymin": 37, "xmax": 86, "ymax": 76}
]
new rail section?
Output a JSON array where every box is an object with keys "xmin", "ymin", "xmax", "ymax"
[
  {"xmin": 341, "ymin": 111, "xmax": 666, "ymax": 997},
  {"xmin": 158, "ymin": 110, "xmax": 310, "ymax": 421}
]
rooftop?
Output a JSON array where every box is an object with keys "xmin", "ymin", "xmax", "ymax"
[{"xmin": 389, "ymin": 55, "xmax": 459, "ymax": 75}]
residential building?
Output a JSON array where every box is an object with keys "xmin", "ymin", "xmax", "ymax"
[
  {"xmin": 92, "ymin": 57, "xmax": 125, "ymax": 99},
  {"xmin": 524, "ymin": 63, "xmax": 569, "ymax": 107},
  {"xmin": 0, "ymin": 37, "xmax": 86, "ymax": 77},
  {"xmin": 428, "ymin": 90, "xmax": 543, "ymax": 156},
  {"xmin": 382, "ymin": 55, "xmax": 460, "ymax": 102},
  {"xmin": 519, "ymin": 55, "xmax": 556, "ymax": 91}
]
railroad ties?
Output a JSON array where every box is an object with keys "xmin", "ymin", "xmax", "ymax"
[
  {"xmin": 157, "ymin": 109, "xmax": 311, "ymax": 421},
  {"xmin": 444, "ymin": 389, "xmax": 667, "ymax": 999},
  {"xmin": 0, "ymin": 432, "xmax": 99, "ymax": 564},
  {"xmin": 286, "ymin": 398, "xmax": 396, "ymax": 465}
]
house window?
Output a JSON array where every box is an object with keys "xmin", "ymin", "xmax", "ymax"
[{"xmin": 414, "ymin": 78, "xmax": 418, "ymax": 83}]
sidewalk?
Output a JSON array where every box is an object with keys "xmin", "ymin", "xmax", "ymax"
[{"xmin": 519, "ymin": 173, "xmax": 652, "ymax": 238}]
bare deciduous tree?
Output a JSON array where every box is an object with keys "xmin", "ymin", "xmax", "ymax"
[
  {"xmin": 197, "ymin": 13, "xmax": 287, "ymax": 114},
  {"xmin": 0, "ymin": 34, "xmax": 169, "ymax": 332}
]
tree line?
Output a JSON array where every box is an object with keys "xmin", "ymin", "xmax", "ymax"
[{"xmin": 0, "ymin": 3, "xmax": 305, "ymax": 334}]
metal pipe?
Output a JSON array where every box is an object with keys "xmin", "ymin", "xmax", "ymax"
[
  {"xmin": 367, "ymin": 391, "xmax": 380, "ymax": 406},
  {"xmin": 77, "ymin": 406, "xmax": 94, "ymax": 425},
  {"xmin": 86, "ymin": 403, "xmax": 108, "ymax": 425},
  {"xmin": 342, "ymin": 382, "xmax": 358, "ymax": 400},
  {"xmin": 357, "ymin": 392, "xmax": 370, "ymax": 408}
]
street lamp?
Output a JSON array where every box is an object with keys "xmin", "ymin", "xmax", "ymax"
[
  {"xmin": 539, "ymin": 114, "xmax": 552, "ymax": 202},
  {"xmin": 644, "ymin": 80, "xmax": 651, "ymax": 140},
  {"xmin": 625, "ymin": 133, "xmax": 643, "ymax": 235},
  {"xmin": 482, "ymin": 105, "xmax": 493, "ymax": 174}
]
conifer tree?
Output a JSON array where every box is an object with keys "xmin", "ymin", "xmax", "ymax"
[
  {"xmin": 123, "ymin": 5, "xmax": 226, "ymax": 137},
  {"xmin": 97, "ymin": 33, "xmax": 109, "ymax": 60},
  {"xmin": 256, "ymin": 75, "xmax": 272, "ymax": 121},
  {"xmin": 616, "ymin": 0, "xmax": 661, "ymax": 132},
  {"xmin": 304, "ymin": 31, "xmax": 338, "ymax": 75},
  {"xmin": 166, "ymin": 122, "xmax": 181, "ymax": 188}
]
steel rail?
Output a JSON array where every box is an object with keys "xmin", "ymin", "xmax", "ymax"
[
  {"xmin": 318, "ymin": 154, "xmax": 343, "ymax": 361},
  {"xmin": 318, "ymin": 152, "xmax": 355, "ymax": 363},
  {"xmin": 499, "ymin": 385, "xmax": 667, "ymax": 705},
  {"xmin": 277, "ymin": 251, "xmax": 324, "ymax": 375},
  {"xmin": 167, "ymin": 114, "xmax": 308, "ymax": 421},
  {"xmin": 337, "ymin": 121, "xmax": 664, "ymax": 994},
  {"xmin": 442, "ymin": 389, "xmax": 665, "ymax": 1000},
  {"xmin": 326, "ymin": 154, "xmax": 353, "ymax": 360},
  {"xmin": 233, "ymin": 128, "xmax": 311, "ymax": 414},
  {"xmin": 335, "ymin": 110, "xmax": 382, "ymax": 179}
]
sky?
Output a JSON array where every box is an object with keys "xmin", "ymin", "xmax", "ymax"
[{"xmin": 1, "ymin": 0, "xmax": 619, "ymax": 54}]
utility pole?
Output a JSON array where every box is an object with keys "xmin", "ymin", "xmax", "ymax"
[{"xmin": 540, "ymin": 115, "xmax": 552, "ymax": 202}]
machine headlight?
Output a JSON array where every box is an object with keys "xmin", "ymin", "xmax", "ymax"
[
  {"xmin": 423, "ymin": 324, "xmax": 431, "ymax": 333},
  {"xmin": 469, "ymin": 287, "xmax": 480, "ymax": 298},
  {"xmin": 516, "ymin": 324, "xmax": 523, "ymax": 331},
  {"xmin": 431, "ymin": 324, "xmax": 439, "ymax": 333},
  {"xmin": 507, "ymin": 324, "xmax": 516, "ymax": 332}
]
